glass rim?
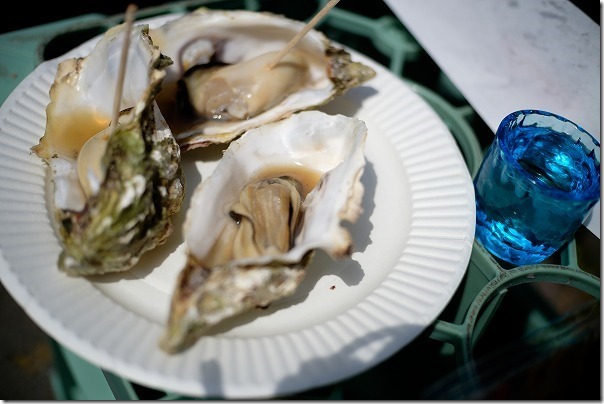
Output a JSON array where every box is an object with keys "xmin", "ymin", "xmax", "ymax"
[
  {"xmin": 497, "ymin": 109, "xmax": 600, "ymax": 148},
  {"xmin": 495, "ymin": 109, "xmax": 600, "ymax": 202}
]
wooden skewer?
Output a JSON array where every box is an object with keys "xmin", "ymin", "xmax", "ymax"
[
  {"xmin": 266, "ymin": 0, "xmax": 340, "ymax": 70},
  {"xmin": 110, "ymin": 4, "xmax": 138, "ymax": 132}
]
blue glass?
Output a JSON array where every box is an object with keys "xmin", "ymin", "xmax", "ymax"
[{"xmin": 473, "ymin": 110, "xmax": 600, "ymax": 266}]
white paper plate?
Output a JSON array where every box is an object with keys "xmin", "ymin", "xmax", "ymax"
[{"xmin": 0, "ymin": 13, "xmax": 475, "ymax": 399}]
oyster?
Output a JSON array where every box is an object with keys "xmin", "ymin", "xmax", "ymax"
[
  {"xmin": 161, "ymin": 110, "xmax": 367, "ymax": 353},
  {"xmin": 32, "ymin": 23, "xmax": 185, "ymax": 276},
  {"xmin": 149, "ymin": 8, "xmax": 376, "ymax": 151}
]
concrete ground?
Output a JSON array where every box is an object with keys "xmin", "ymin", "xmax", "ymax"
[{"xmin": 0, "ymin": 282, "xmax": 55, "ymax": 400}]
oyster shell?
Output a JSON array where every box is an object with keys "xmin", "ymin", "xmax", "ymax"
[
  {"xmin": 161, "ymin": 110, "xmax": 367, "ymax": 353},
  {"xmin": 32, "ymin": 23, "xmax": 185, "ymax": 276},
  {"xmin": 149, "ymin": 8, "xmax": 376, "ymax": 151}
]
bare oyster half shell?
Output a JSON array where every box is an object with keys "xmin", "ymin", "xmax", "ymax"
[
  {"xmin": 161, "ymin": 110, "xmax": 367, "ymax": 353},
  {"xmin": 31, "ymin": 23, "xmax": 185, "ymax": 276},
  {"xmin": 149, "ymin": 7, "xmax": 376, "ymax": 151}
]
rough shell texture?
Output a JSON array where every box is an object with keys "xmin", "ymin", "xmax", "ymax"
[
  {"xmin": 55, "ymin": 104, "xmax": 185, "ymax": 276},
  {"xmin": 149, "ymin": 7, "xmax": 376, "ymax": 151},
  {"xmin": 161, "ymin": 110, "xmax": 367, "ymax": 353},
  {"xmin": 31, "ymin": 23, "xmax": 185, "ymax": 276}
]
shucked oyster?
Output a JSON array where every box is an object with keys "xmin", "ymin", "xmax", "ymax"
[
  {"xmin": 161, "ymin": 110, "xmax": 367, "ymax": 353},
  {"xmin": 32, "ymin": 23, "xmax": 185, "ymax": 276},
  {"xmin": 149, "ymin": 8, "xmax": 376, "ymax": 151}
]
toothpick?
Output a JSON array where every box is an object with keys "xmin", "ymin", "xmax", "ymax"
[
  {"xmin": 266, "ymin": 0, "xmax": 340, "ymax": 70},
  {"xmin": 110, "ymin": 4, "xmax": 138, "ymax": 132}
]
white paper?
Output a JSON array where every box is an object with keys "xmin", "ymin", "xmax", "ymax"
[{"xmin": 383, "ymin": 0, "xmax": 601, "ymax": 238}]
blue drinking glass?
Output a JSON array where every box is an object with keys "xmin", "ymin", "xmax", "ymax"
[{"xmin": 473, "ymin": 110, "xmax": 600, "ymax": 266}]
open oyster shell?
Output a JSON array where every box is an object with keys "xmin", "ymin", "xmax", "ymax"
[
  {"xmin": 31, "ymin": 23, "xmax": 185, "ymax": 276},
  {"xmin": 149, "ymin": 7, "xmax": 376, "ymax": 151},
  {"xmin": 161, "ymin": 110, "xmax": 367, "ymax": 353}
]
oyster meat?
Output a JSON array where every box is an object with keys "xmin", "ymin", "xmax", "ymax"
[
  {"xmin": 161, "ymin": 110, "xmax": 367, "ymax": 353},
  {"xmin": 32, "ymin": 23, "xmax": 185, "ymax": 276},
  {"xmin": 149, "ymin": 8, "xmax": 376, "ymax": 151}
]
